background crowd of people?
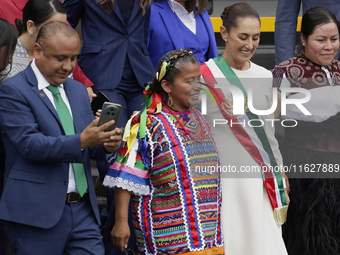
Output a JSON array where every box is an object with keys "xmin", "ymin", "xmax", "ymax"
[{"xmin": 0, "ymin": 0, "xmax": 340, "ymax": 255}]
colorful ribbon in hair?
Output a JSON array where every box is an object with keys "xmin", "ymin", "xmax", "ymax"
[
  {"xmin": 121, "ymin": 49, "xmax": 196, "ymax": 161},
  {"xmin": 155, "ymin": 49, "xmax": 194, "ymax": 82}
]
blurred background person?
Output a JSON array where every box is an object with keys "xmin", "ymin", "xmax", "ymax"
[
  {"xmin": 0, "ymin": 19, "xmax": 17, "ymax": 76},
  {"xmin": 272, "ymin": 7, "xmax": 340, "ymax": 255},
  {"xmin": 148, "ymin": 0, "xmax": 218, "ymax": 70},
  {"xmin": 0, "ymin": 0, "xmax": 24, "ymax": 26},
  {"xmin": 0, "ymin": 0, "xmax": 95, "ymax": 99},
  {"xmin": 0, "ymin": 18, "xmax": 18, "ymax": 255},
  {"xmin": 0, "ymin": 0, "xmax": 66, "ymax": 83},
  {"xmin": 63, "ymin": 0, "xmax": 154, "ymax": 254},
  {"xmin": 103, "ymin": 49, "xmax": 223, "ymax": 254},
  {"xmin": 201, "ymin": 3, "xmax": 288, "ymax": 255},
  {"xmin": 275, "ymin": 0, "xmax": 340, "ymax": 64}
]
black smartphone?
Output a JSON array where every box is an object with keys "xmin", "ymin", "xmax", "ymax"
[
  {"xmin": 91, "ymin": 91, "xmax": 110, "ymax": 116},
  {"xmin": 98, "ymin": 102, "xmax": 122, "ymax": 131}
]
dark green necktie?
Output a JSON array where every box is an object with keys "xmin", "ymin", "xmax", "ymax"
[{"xmin": 47, "ymin": 85, "xmax": 88, "ymax": 197}]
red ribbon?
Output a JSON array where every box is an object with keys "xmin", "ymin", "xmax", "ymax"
[
  {"xmin": 158, "ymin": 113, "xmax": 202, "ymax": 248},
  {"xmin": 150, "ymin": 93, "xmax": 162, "ymax": 114},
  {"xmin": 142, "ymin": 196, "xmax": 154, "ymax": 253}
]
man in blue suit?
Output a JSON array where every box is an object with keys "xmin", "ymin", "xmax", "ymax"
[
  {"xmin": 0, "ymin": 21, "xmax": 122, "ymax": 255},
  {"xmin": 275, "ymin": 0, "xmax": 340, "ymax": 64},
  {"xmin": 63, "ymin": 1, "xmax": 155, "ymax": 253}
]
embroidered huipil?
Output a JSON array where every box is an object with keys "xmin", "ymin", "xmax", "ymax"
[
  {"xmin": 272, "ymin": 53, "xmax": 340, "ymax": 123},
  {"xmin": 103, "ymin": 108, "xmax": 223, "ymax": 255}
]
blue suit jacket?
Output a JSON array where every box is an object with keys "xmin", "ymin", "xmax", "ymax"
[
  {"xmin": 147, "ymin": 0, "xmax": 218, "ymax": 70},
  {"xmin": 275, "ymin": 0, "xmax": 340, "ymax": 64},
  {"xmin": 0, "ymin": 65, "xmax": 106, "ymax": 229},
  {"xmin": 63, "ymin": 0, "xmax": 154, "ymax": 90}
]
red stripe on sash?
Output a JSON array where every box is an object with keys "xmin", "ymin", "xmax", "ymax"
[{"xmin": 200, "ymin": 62, "xmax": 278, "ymax": 209}]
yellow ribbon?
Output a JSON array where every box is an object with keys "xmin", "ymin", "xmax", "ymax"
[
  {"xmin": 158, "ymin": 61, "xmax": 167, "ymax": 81},
  {"xmin": 122, "ymin": 111, "xmax": 140, "ymax": 142},
  {"xmin": 156, "ymin": 102, "xmax": 162, "ymax": 113},
  {"xmin": 121, "ymin": 113, "xmax": 152, "ymax": 160},
  {"xmin": 122, "ymin": 123, "xmax": 140, "ymax": 160}
]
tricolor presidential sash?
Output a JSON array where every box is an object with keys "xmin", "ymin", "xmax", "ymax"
[{"xmin": 201, "ymin": 56, "xmax": 287, "ymax": 226}]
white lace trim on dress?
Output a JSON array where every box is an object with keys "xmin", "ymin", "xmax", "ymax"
[{"xmin": 103, "ymin": 176, "xmax": 150, "ymax": 196}]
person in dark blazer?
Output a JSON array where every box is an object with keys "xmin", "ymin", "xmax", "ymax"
[
  {"xmin": 148, "ymin": 0, "xmax": 218, "ymax": 70},
  {"xmin": 0, "ymin": 21, "xmax": 122, "ymax": 255},
  {"xmin": 63, "ymin": 0, "xmax": 154, "ymax": 119},
  {"xmin": 0, "ymin": 17, "xmax": 18, "ymax": 255},
  {"xmin": 63, "ymin": 0, "xmax": 153, "ymax": 254},
  {"xmin": 274, "ymin": 0, "xmax": 340, "ymax": 64}
]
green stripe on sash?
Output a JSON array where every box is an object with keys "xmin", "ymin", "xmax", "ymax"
[{"xmin": 213, "ymin": 57, "xmax": 286, "ymax": 206}]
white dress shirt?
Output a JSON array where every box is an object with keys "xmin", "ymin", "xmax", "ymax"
[
  {"xmin": 167, "ymin": 0, "xmax": 196, "ymax": 34},
  {"xmin": 31, "ymin": 59, "xmax": 78, "ymax": 193}
]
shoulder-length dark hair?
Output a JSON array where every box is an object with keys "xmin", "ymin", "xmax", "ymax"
[
  {"xmin": 0, "ymin": 18, "xmax": 18, "ymax": 75},
  {"xmin": 99, "ymin": 0, "xmax": 152, "ymax": 15},
  {"xmin": 15, "ymin": 0, "xmax": 66, "ymax": 35}
]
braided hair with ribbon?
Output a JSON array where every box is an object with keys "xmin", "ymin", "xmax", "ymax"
[{"xmin": 122, "ymin": 49, "xmax": 197, "ymax": 162}]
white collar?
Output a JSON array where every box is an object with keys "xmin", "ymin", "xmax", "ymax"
[
  {"xmin": 31, "ymin": 59, "xmax": 64, "ymax": 90},
  {"xmin": 167, "ymin": 0, "xmax": 198, "ymax": 14}
]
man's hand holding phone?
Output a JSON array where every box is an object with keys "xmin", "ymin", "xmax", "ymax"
[
  {"xmin": 98, "ymin": 102, "xmax": 122, "ymax": 131},
  {"xmin": 81, "ymin": 102, "xmax": 123, "ymax": 153},
  {"xmin": 80, "ymin": 118, "xmax": 122, "ymax": 153}
]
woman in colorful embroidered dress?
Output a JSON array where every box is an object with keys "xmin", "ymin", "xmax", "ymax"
[
  {"xmin": 103, "ymin": 49, "xmax": 223, "ymax": 255},
  {"xmin": 271, "ymin": 7, "xmax": 340, "ymax": 255},
  {"xmin": 200, "ymin": 3, "xmax": 288, "ymax": 255}
]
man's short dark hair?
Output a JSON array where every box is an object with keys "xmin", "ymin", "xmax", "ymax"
[{"xmin": 36, "ymin": 21, "xmax": 79, "ymax": 49}]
